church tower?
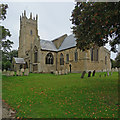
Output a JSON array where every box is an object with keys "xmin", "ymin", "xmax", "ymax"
[{"xmin": 18, "ymin": 10, "xmax": 38, "ymax": 58}]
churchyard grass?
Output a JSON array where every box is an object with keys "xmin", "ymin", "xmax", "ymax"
[{"xmin": 2, "ymin": 72, "xmax": 119, "ymax": 118}]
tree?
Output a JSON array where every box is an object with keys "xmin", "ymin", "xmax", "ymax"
[
  {"xmin": 71, "ymin": 2, "xmax": 120, "ymax": 52},
  {"xmin": 2, "ymin": 50, "xmax": 18, "ymax": 70},
  {"xmin": 0, "ymin": 4, "xmax": 14, "ymax": 70},
  {"xmin": 115, "ymin": 53, "xmax": 120, "ymax": 68},
  {"xmin": 0, "ymin": 4, "xmax": 13, "ymax": 52}
]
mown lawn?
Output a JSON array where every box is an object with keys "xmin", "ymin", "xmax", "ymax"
[{"xmin": 2, "ymin": 72, "xmax": 119, "ymax": 118}]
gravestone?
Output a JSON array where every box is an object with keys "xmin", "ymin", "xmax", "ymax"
[
  {"xmin": 6, "ymin": 71, "xmax": 10, "ymax": 77},
  {"xmin": 20, "ymin": 71, "xmax": 23, "ymax": 76},
  {"xmin": 115, "ymin": 67, "xmax": 118, "ymax": 72},
  {"xmin": 16, "ymin": 70, "xmax": 20, "ymax": 76},
  {"xmin": 62, "ymin": 70, "xmax": 64, "ymax": 75},
  {"xmin": 2, "ymin": 69, "xmax": 6, "ymax": 75},
  {"xmin": 81, "ymin": 71, "xmax": 86, "ymax": 78},
  {"xmin": 10, "ymin": 71, "xmax": 14, "ymax": 76},
  {"xmin": 21, "ymin": 68, "xmax": 24, "ymax": 73},
  {"xmin": 88, "ymin": 71, "xmax": 91, "ymax": 77},
  {"xmin": 65, "ymin": 69, "xmax": 68, "ymax": 75},
  {"xmin": 59, "ymin": 71, "xmax": 61, "ymax": 75},
  {"xmin": 92, "ymin": 70, "xmax": 96, "ymax": 77},
  {"xmin": 55, "ymin": 71, "xmax": 58, "ymax": 75},
  {"xmin": 24, "ymin": 69, "xmax": 29, "ymax": 76},
  {"xmin": 112, "ymin": 68, "xmax": 115, "ymax": 72}
]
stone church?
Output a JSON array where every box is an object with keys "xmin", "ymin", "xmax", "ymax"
[{"xmin": 13, "ymin": 11, "xmax": 111, "ymax": 73}]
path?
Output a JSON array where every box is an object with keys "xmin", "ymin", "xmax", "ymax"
[{"xmin": 0, "ymin": 98, "xmax": 16, "ymax": 119}]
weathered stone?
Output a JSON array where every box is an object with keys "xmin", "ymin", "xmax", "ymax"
[
  {"xmin": 24, "ymin": 69, "xmax": 29, "ymax": 76},
  {"xmin": 16, "ymin": 70, "xmax": 20, "ymax": 76},
  {"xmin": 2, "ymin": 69, "xmax": 7, "ymax": 75},
  {"xmin": 10, "ymin": 71, "xmax": 15, "ymax": 76},
  {"xmin": 111, "ymin": 68, "xmax": 115, "ymax": 72},
  {"xmin": 20, "ymin": 71, "xmax": 23, "ymax": 76},
  {"xmin": 6, "ymin": 71, "xmax": 10, "ymax": 77},
  {"xmin": 61, "ymin": 70, "xmax": 64, "ymax": 75},
  {"xmin": 115, "ymin": 67, "xmax": 118, "ymax": 72},
  {"xmin": 88, "ymin": 71, "xmax": 91, "ymax": 77},
  {"xmin": 59, "ymin": 71, "xmax": 62, "ymax": 75},
  {"xmin": 65, "ymin": 69, "xmax": 68, "ymax": 75},
  {"xmin": 81, "ymin": 71, "xmax": 86, "ymax": 78},
  {"xmin": 55, "ymin": 71, "xmax": 58, "ymax": 75},
  {"xmin": 21, "ymin": 68, "xmax": 24, "ymax": 73}
]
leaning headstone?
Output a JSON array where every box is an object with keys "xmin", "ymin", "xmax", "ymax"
[
  {"xmin": 20, "ymin": 71, "xmax": 23, "ymax": 76},
  {"xmin": 115, "ymin": 67, "xmax": 118, "ymax": 72},
  {"xmin": 59, "ymin": 71, "xmax": 62, "ymax": 75},
  {"xmin": 6, "ymin": 71, "xmax": 10, "ymax": 77},
  {"xmin": 55, "ymin": 71, "xmax": 58, "ymax": 75},
  {"xmin": 92, "ymin": 70, "xmax": 96, "ymax": 77},
  {"xmin": 61, "ymin": 70, "xmax": 64, "ymax": 75},
  {"xmin": 104, "ymin": 74, "xmax": 106, "ymax": 77},
  {"xmin": 112, "ymin": 68, "xmax": 115, "ymax": 72},
  {"xmin": 21, "ymin": 68, "xmax": 24, "ymax": 73},
  {"xmin": 65, "ymin": 69, "xmax": 68, "ymax": 75},
  {"xmin": 88, "ymin": 71, "xmax": 91, "ymax": 77},
  {"xmin": 10, "ymin": 71, "xmax": 13, "ymax": 76},
  {"xmin": 107, "ymin": 71, "xmax": 109, "ymax": 76},
  {"xmin": 2, "ymin": 69, "xmax": 6, "ymax": 75},
  {"xmin": 81, "ymin": 71, "xmax": 86, "ymax": 78},
  {"xmin": 16, "ymin": 70, "xmax": 20, "ymax": 76},
  {"xmin": 24, "ymin": 69, "xmax": 29, "ymax": 76}
]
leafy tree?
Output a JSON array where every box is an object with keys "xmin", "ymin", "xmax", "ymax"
[
  {"xmin": 115, "ymin": 53, "xmax": 120, "ymax": 68},
  {"xmin": 8, "ymin": 50, "xmax": 18, "ymax": 63},
  {"xmin": 0, "ymin": 4, "xmax": 14, "ymax": 70},
  {"xmin": 111, "ymin": 59, "xmax": 116, "ymax": 68},
  {"xmin": 71, "ymin": 2, "xmax": 120, "ymax": 52},
  {"xmin": 0, "ymin": 4, "xmax": 13, "ymax": 52},
  {"xmin": 2, "ymin": 50, "xmax": 18, "ymax": 70}
]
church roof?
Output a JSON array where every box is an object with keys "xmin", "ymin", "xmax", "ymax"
[
  {"xmin": 13, "ymin": 57, "xmax": 25, "ymax": 64},
  {"xmin": 58, "ymin": 34, "xmax": 76, "ymax": 51},
  {"xmin": 40, "ymin": 40, "xmax": 58, "ymax": 51},
  {"xmin": 40, "ymin": 34, "xmax": 76, "ymax": 52}
]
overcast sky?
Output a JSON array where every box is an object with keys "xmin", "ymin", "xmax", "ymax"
[{"xmin": 2, "ymin": 2, "xmax": 117, "ymax": 59}]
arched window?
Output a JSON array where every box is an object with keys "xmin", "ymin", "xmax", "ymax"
[
  {"xmin": 91, "ymin": 48, "xmax": 99, "ymax": 61},
  {"xmin": 66, "ymin": 54, "xmax": 69, "ymax": 63},
  {"xmin": 34, "ymin": 46, "xmax": 38, "ymax": 63},
  {"xmin": 46, "ymin": 53, "xmax": 54, "ymax": 64},
  {"xmin": 91, "ymin": 48, "xmax": 94, "ymax": 61},
  {"xmin": 75, "ymin": 50, "xmax": 78, "ymax": 62},
  {"xmin": 105, "ymin": 56, "xmax": 107, "ymax": 65},
  {"xmin": 60, "ymin": 53, "xmax": 64, "ymax": 65}
]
